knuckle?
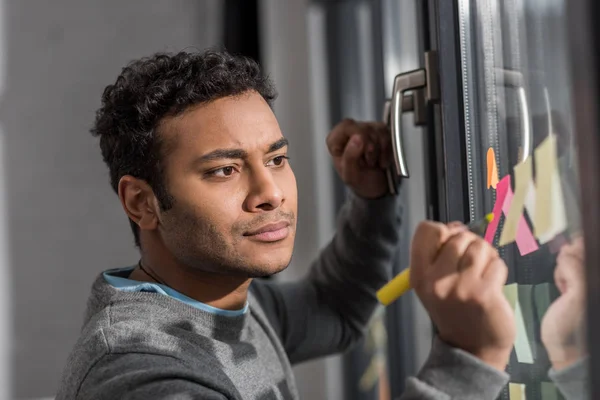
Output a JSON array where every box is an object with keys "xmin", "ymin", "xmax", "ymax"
[
  {"xmin": 431, "ymin": 281, "xmax": 448, "ymax": 299},
  {"xmin": 470, "ymin": 290, "xmax": 489, "ymax": 308},
  {"xmin": 443, "ymin": 233, "xmax": 469, "ymax": 256},
  {"xmin": 415, "ymin": 221, "xmax": 444, "ymax": 242},
  {"xmin": 462, "ymin": 239, "xmax": 485, "ymax": 262},
  {"xmin": 453, "ymin": 285, "xmax": 473, "ymax": 303},
  {"xmin": 460, "ymin": 249, "xmax": 478, "ymax": 268}
]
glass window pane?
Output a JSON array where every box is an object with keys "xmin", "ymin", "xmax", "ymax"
[{"xmin": 458, "ymin": 0, "xmax": 588, "ymax": 399}]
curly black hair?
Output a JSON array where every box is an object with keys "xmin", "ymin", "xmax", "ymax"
[{"xmin": 92, "ymin": 50, "xmax": 278, "ymax": 247}]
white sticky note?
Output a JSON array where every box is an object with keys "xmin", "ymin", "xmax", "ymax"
[
  {"xmin": 549, "ymin": 171, "xmax": 568, "ymax": 241},
  {"xmin": 503, "ymin": 284, "xmax": 534, "ymax": 364}
]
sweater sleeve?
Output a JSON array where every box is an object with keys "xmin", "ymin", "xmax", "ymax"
[
  {"xmin": 70, "ymin": 353, "xmax": 230, "ymax": 400},
  {"xmin": 549, "ymin": 357, "xmax": 590, "ymax": 400},
  {"xmin": 398, "ymin": 337, "xmax": 510, "ymax": 400},
  {"xmin": 251, "ymin": 191, "xmax": 402, "ymax": 364}
]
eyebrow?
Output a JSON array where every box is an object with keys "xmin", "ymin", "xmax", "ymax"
[
  {"xmin": 268, "ymin": 137, "xmax": 289, "ymax": 153},
  {"xmin": 196, "ymin": 137, "xmax": 289, "ymax": 164}
]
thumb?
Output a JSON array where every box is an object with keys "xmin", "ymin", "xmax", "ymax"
[{"xmin": 341, "ymin": 134, "xmax": 364, "ymax": 182}]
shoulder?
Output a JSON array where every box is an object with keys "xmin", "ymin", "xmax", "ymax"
[{"xmin": 57, "ymin": 299, "xmax": 229, "ymax": 399}]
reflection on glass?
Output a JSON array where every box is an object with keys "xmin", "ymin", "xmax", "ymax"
[{"xmin": 458, "ymin": 0, "xmax": 588, "ymax": 398}]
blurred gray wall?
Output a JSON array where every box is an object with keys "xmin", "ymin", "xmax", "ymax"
[{"xmin": 0, "ymin": 1, "xmax": 223, "ymax": 397}]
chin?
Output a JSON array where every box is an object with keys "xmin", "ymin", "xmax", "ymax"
[
  {"xmin": 247, "ymin": 263, "xmax": 289, "ymax": 279},
  {"xmin": 245, "ymin": 252, "xmax": 292, "ymax": 278}
]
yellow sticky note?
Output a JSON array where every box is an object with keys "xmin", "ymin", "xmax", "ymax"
[
  {"xmin": 503, "ymin": 284, "xmax": 534, "ymax": 364},
  {"xmin": 533, "ymin": 135, "xmax": 567, "ymax": 243},
  {"xmin": 524, "ymin": 182, "xmax": 550, "ymax": 244},
  {"xmin": 509, "ymin": 383, "xmax": 527, "ymax": 400},
  {"xmin": 487, "ymin": 147, "xmax": 499, "ymax": 189},
  {"xmin": 499, "ymin": 158, "xmax": 532, "ymax": 246}
]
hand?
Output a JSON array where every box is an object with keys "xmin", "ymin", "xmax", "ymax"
[
  {"xmin": 326, "ymin": 119, "xmax": 393, "ymax": 199},
  {"xmin": 410, "ymin": 221, "xmax": 515, "ymax": 371},
  {"xmin": 541, "ymin": 237, "xmax": 587, "ymax": 371}
]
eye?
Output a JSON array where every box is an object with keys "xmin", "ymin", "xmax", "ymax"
[
  {"xmin": 267, "ymin": 156, "xmax": 289, "ymax": 167},
  {"xmin": 209, "ymin": 166, "xmax": 237, "ymax": 177}
]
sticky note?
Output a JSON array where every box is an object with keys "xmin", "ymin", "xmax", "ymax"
[
  {"xmin": 534, "ymin": 135, "xmax": 568, "ymax": 243},
  {"xmin": 503, "ymin": 284, "xmax": 534, "ymax": 364},
  {"xmin": 517, "ymin": 285, "xmax": 536, "ymax": 360},
  {"xmin": 499, "ymin": 159, "xmax": 539, "ymax": 255},
  {"xmin": 523, "ymin": 181, "xmax": 554, "ymax": 244},
  {"xmin": 533, "ymin": 283, "xmax": 559, "ymax": 322},
  {"xmin": 485, "ymin": 175, "xmax": 510, "ymax": 244},
  {"xmin": 509, "ymin": 383, "xmax": 527, "ymax": 400},
  {"xmin": 485, "ymin": 174, "xmax": 538, "ymax": 255},
  {"xmin": 487, "ymin": 147, "xmax": 499, "ymax": 189},
  {"xmin": 499, "ymin": 159, "xmax": 531, "ymax": 246},
  {"xmin": 541, "ymin": 382, "xmax": 560, "ymax": 400},
  {"xmin": 504, "ymin": 283, "xmax": 518, "ymax": 309}
]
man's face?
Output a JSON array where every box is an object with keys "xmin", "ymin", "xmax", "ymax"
[{"xmin": 155, "ymin": 91, "xmax": 298, "ymax": 278}]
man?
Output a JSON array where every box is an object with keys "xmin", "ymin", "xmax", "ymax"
[{"xmin": 57, "ymin": 50, "xmax": 516, "ymax": 400}]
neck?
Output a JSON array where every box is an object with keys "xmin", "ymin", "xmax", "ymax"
[{"xmin": 131, "ymin": 240, "xmax": 251, "ymax": 311}]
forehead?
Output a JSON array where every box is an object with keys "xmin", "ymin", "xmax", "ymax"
[{"xmin": 159, "ymin": 91, "xmax": 282, "ymax": 158}]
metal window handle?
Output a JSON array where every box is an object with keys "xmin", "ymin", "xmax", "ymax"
[
  {"xmin": 383, "ymin": 90, "xmax": 423, "ymax": 193},
  {"xmin": 495, "ymin": 69, "xmax": 532, "ymax": 162},
  {"xmin": 390, "ymin": 69, "xmax": 427, "ymax": 178},
  {"xmin": 382, "ymin": 52, "xmax": 439, "ymax": 193},
  {"xmin": 382, "ymin": 100, "xmax": 398, "ymax": 194}
]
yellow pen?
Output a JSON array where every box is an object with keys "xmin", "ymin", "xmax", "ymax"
[{"xmin": 376, "ymin": 213, "xmax": 495, "ymax": 306}]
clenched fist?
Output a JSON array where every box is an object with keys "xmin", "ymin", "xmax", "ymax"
[
  {"xmin": 326, "ymin": 119, "xmax": 394, "ymax": 199},
  {"xmin": 541, "ymin": 237, "xmax": 587, "ymax": 371},
  {"xmin": 410, "ymin": 221, "xmax": 516, "ymax": 371}
]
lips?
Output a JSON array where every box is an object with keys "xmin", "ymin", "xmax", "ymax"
[{"xmin": 244, "ymin": 221, "xmax": 291, "ymax": 242}]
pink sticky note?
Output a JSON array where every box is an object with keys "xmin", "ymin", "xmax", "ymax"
[
  {"xmin": 501, "ymin": 183, "xmax": 539, "ymax": 256},
  {"xmin": 485, "ymin": 175, "xmax": 510, "ymax": 244},
  {"xmin": 484, "ymin": 175, "xmax": 539, "ymax": 256}
]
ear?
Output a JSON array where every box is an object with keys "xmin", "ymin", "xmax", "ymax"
[{"xmin": 118, "ymin": 176, "xmax": 159, "ymax": 232}]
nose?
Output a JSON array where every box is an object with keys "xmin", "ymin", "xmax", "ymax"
[{"xmin": 244, "ymin": 167, "xmax": 284, "ymax": 212}]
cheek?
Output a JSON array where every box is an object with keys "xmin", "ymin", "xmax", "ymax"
[
  {"xmin": 167, "ymin": 177, "xmax": 245, "ymax": 236},
  {"xmin": 194, "ymin": 190, "xmax": 245, "ymax": 231}
]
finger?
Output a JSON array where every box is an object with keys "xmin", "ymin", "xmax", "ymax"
[
  {"xmin": 340, "ymin": 134, "xmax": 364, "ymax": 183},
  {"xmin": 364, "ymin": 137, "xmax": 379, "ymax": 168},
  {"xmin": 371, "ymin": 122, "xmax": 392, "ymax": 169},
  {"xmin": 326, "ymin": 118, "xmax": 357, "ymax": 157},
  {"xmin": 458, "ymin": 238, "xmax": 498, "ymax": 278},
  {"xmin": 410, "ymin": 222, "xmax": 468, "ymax": 265},
  {"xmin": 359, "ymin": 123, "xmax": 383, "ymax": 168},
  {"xmin": 431, "ymin": 231, "xmax": 479, "ymax": 278},
  {"xmin": 410, "ymin": 221, "xmax": 449, "ymax": 287},
  {"xmin": 560, "ymin": 241, "xmax": 585, "ymax": 264},
  {"xmin": 481, "ymin": 257, "xmax": 509, "ymax": 288},
  {"xmin": 447, "ymin": 221, "xmax": 466, "ymax": 230},
  {"xmin": 410, "ymin": 221, "xmax": 469, "ymax": 291},
  {"xmin": 379, "ymin": 132, "xmax": 392, "ymax": 169},
  {"xmin": 555, "ymin": 252, "xmax": 586, "ymax": 294}
]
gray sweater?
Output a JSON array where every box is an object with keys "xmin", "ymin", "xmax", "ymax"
[{"xmin": 57, "ymin": 194, "xmax": 511, "ymax": 399}]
